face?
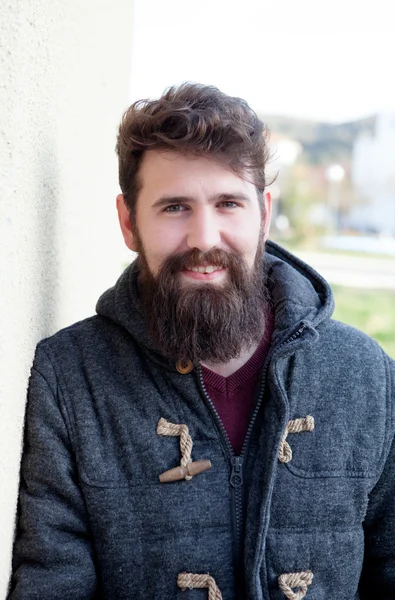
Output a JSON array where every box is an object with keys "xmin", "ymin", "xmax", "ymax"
[
  {"xmin": 117, "ymin": 151, "xmax": 272, "ymax": 365},
  {"xmin": 117, "ymin": 150, "xmax": 271, "ymax": 284}
]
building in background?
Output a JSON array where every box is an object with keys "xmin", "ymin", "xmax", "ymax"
[
  {"xmin": 349, "ymin": 113, "xmax": 395, "ymax": 235},
  {"xmin": 267, "ymin": 133, "xmax": 302, "ymax": 232}
]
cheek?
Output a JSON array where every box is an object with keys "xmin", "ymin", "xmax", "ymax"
[
  {"xmin": 238, "ymin": 219, "xmax": 262, "ymax": 255},
  {"xmin": 141, "ymin": 227, "xmax": 183, "ymax": 272},
  {"xmin": 153, "ymin": 227, "xmax": 182, "ymax": 255},
  {"xmin": 246, "ymin": 233, "xmax": 263, "ymax": 268}
]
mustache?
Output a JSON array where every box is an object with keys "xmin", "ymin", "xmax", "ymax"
[{"xmin": 158, "ymin": 247, "xmax": 235, "ymax": 275}]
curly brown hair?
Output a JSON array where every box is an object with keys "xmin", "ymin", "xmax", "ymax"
[{"xmin": 116, "ymin": 83, "xmax": 271, "ymax": 220}]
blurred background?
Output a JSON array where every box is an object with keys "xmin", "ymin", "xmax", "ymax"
[
  {"xmin": 129, "ymin": 0, "xmax": 395, "ymax": 357},
  {"xmin": 1, "ymin": 0, "xmax": 394, "ymax": 592}
]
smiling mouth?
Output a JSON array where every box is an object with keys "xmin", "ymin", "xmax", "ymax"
[{"xmin": 185, "ymin": 265, "xmax": 224, "ymax": 274}]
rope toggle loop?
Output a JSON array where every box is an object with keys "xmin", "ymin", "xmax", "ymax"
[
  {"xmin": 279, "ymin": 416, "xmax": 315, "ymax": 463},
  {"xmin": 157, "ymin": 418, "xmax": 211, "ymax": 483},
  {"xmin": 178, "ymin": 572, "xmax": 223, "ymax": 600},
  {"xmin": 278, "ymin": 570, "xmax": 313, "ymax": 600}
]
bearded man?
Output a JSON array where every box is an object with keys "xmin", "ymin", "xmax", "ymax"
[{"xmin": 9, "ymin": 84, "xmax": 395, "ymax": 600}]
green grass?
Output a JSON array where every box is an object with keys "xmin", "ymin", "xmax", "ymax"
[{"xmin": 332, "ymin": 286, "xmax": 395, "ymax": 358}]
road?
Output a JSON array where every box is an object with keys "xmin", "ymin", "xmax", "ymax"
[{"xmin": 294, "ymin": 251, "xmax": 395, "ymax": 291}]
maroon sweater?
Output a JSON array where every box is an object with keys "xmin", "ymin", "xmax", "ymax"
[{"xmin": 202, "ymin": 311, "xmax": 274, "ymax": 455}]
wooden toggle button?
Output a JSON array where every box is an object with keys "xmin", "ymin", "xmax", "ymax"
[{"xmin": 159, "ymin": 459, "xmax": 212, "ymax": 483}]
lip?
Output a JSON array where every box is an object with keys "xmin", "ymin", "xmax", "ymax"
[{"xmin": 181, "ymin": 267, "xmax": 227, "ymax": 281}]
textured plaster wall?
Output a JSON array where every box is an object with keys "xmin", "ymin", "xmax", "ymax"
[{"xmin": 0, "ymin": 0, "xmax": 133, "ymax": 594}]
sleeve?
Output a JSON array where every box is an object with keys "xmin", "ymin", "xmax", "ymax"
[
  {"xmin": 359, "ymin": 356, "xmax": 395, "ymax": 598},
  {"xmin": 8, "ymin": 347, "xmax": 100, "ymax": 599}
]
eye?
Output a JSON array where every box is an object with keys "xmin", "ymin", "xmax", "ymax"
[
  {"xmin": 163, "ymin": 204, "xmax": 187, "ymax": 213},
  {"xmin": 218, "ymin": 201, "xmax": 239, "ymax": 209}
]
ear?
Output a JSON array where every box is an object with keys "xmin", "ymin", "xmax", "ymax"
[
  {"xmin": 116, "ymin": 194, "xmax": 138, "ymax": 252},
  {"xmin": 262, "ymin": 190, "xmax": 272, "ymax": 241}
]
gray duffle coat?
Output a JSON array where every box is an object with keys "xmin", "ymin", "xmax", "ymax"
[{"xmin": 9, "ymin": 242, "xmax": 395, "ymax": 599}]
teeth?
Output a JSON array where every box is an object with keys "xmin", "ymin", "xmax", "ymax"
[{"xmin": 188, "ymin": 265, "xmax": 222, "ymax": 274}]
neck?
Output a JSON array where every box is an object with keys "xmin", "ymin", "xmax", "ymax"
[{"xmin": 201, "ymin": 339, "xmax": 261, "ymax": 377}]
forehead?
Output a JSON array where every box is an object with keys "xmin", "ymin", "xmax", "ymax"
[{"xmin": 137, "ymin": 150, "xmax": 256, "ymax": 199}]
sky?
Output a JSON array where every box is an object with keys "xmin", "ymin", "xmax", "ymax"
[{"xmin": 130, "ymin": 0, "xmax": 394, "ymax": 123}]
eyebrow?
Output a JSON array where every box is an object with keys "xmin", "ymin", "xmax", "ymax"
[{"xmin": 151, "ymin": 192, "xmax": 251, "ymax": 209}]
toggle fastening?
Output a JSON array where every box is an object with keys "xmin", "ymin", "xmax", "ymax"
[
  {"xmin": 178, "ymin": 572, "xmax": 222, "ymax": 600},
  {"xmin": 157, "ymin": 418, "xmax": 212, "ymax": 482},
  {"xmin": 279, "ymin": 416, "xmax": 315, "ymax": 463},
  {"xmin": 159, "ymin": 460, "xmax": 212, "ymax": 483},
  {"xmin": 278, "ymin": 570, "xmax": 313, "ymax": 599}
]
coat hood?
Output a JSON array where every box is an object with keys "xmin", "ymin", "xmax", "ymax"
[{"xmin": 96, "ymin": 241, "xmax": 334, "ymax": 362}]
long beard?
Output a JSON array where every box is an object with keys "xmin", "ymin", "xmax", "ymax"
[{"xmin": 137, "ymin": 242, "xmax": 269, "ymax": 366}]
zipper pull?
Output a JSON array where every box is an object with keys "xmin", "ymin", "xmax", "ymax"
[{"xmin": 230, "ymin": 456, "xmax": 244, "ymax": 488}]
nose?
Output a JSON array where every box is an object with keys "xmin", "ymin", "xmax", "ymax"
[{"xmin": 186, "ymin": 207, "xmax": 221, "ymax": 251}]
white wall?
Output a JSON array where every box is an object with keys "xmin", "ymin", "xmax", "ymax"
[{"xmin": 0, "ymin": 0, "xmax": 133, "ymax": 594}]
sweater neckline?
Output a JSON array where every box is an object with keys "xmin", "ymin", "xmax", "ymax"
[{"xmin": 201, "ymin": 309, "xmax": 274, "ymax": 393}]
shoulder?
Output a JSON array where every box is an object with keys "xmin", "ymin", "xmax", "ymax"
[
  {"xmin": 294, "ymin": 317, "xmax": 394, "ymax": 412},
  {"xmin": 318, "ymin": 317, "xmax": 392, "ymax": 369},
  {"xmin": 33, "ymin": 314, "xmax": 134, "ymax": 378},
  {"xmin": 37, "ymin": 315, "xmax": 107, "ymax": 354}
]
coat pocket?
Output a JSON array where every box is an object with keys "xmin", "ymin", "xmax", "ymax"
[
  {"xmin": 279, "ymin": 410, "xmax": 386, "ymax": 479},
  {"xmin": 265, "ymin": 527, "xmax": 364, "ymax": 600}
]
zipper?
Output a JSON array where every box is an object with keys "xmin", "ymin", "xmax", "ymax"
[
  {"xmin": 237, "ymin": 323, "xmax": 308, "ymax": 461},
  {"xmin": 279, "ymin": 323, "xmax": 307, "ymax": 347},
  {"xmin": 196, "ymin": 322, "xmax": 308, "ymax": 588},
  {"xmin": 197, "ymin": 363, "xmax": 269, "ymax": 565},
  {"xmin": 196, "ymin": 367, "xmax": 243, "ymax": 563}
]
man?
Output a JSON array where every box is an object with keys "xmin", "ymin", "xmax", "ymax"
[{"xmin": 9, "ymin": 83, "xmax": 395, "ymax": 599}]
